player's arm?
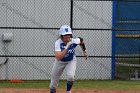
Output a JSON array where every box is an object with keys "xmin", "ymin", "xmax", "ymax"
[
  {"xmin": 55, "ymin": 41, "xmax": 72, "ymax": 61},
  {"xmin": 78, "ymin": 37, "xmax": 86, "ymax": 51},
  {"xmin": 55, "ymin": 49, "xmax": 68, "ymax": 61},
  {"xmin": 78, "ymin": 37, "xmax": 88, "ymax": 60}
]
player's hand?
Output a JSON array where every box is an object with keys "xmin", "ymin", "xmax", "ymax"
[
  {"xmin": 65, "ymin": 39, "xmax": 72, "ymax": 49},
  {"xmin": 83, "ymin": 50, "xmax": 88, "ymax": 60}
]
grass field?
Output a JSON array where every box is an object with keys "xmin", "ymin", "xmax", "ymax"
[{"xmin": 0, "ymin": 80, "xmax": 140, "ymax": 90}]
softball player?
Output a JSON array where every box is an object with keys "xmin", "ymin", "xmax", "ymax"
[{"xmin": 50, "ymin": 25, "xmax": 88, "ymax": 93}]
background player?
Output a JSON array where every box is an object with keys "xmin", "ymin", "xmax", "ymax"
[{"xmin": 50, "ymin": 25, "xmax": 88, "ymax": 93}]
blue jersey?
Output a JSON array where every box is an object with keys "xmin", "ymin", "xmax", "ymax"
[{"xmin": 55, "ymin": 38, "xmax": 80, "ymax": 62}]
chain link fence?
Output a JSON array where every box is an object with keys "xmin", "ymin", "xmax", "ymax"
[{"xmin": 0, "ymin": 0, "xmax": 139, "ymax": 80}]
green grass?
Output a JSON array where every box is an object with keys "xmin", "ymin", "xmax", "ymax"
[
  {"xmin": 0, "ymin": 80, "xmax": 140, "ymax": 90},
  {"xmin": 72, "ymin": 80, "xmax": 140, "ymax": 90}
]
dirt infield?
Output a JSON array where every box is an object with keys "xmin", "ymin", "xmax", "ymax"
[{"xmin": 0, "ymin": 88, "xmax": 140, "ymax": 93}]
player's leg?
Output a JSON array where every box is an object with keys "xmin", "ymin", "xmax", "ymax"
[
  {"xmin": 65, "ymin": 57, "xmax": 77, "ymax": 92},
  {"xmin": 50, "ymin": 60, "xmax": 66, "ymax": 93}
]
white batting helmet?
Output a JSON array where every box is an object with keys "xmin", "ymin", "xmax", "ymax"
[{"xmin": 59, "ymin": 25, "xmax": 72, "ymax": 35}]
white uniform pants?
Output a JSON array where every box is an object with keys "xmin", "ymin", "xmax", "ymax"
[{"xmin": 50, "ymin": 56, "xmax": 77, "ymax": 89}]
